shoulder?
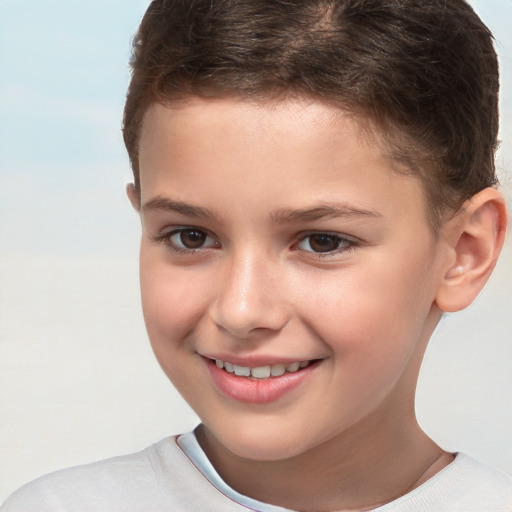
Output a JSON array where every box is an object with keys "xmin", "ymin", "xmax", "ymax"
[
  {"xmin": 454, "ymin": 453, "xmax": 512, "ymax": 483},
  {"xmin": 1, "ymin": 436, "xmax": 244, "ymax": 512},
  {"xmin": 379, "ymin": 453, "xmax": 512, "ymax": 512},
  {"xmin": 0, "ymin": 437, "xmax": 175, "ymax": 511},
  {"xmin": 443, "ymin": 453, "xmax": 511, "ymax": 503}
]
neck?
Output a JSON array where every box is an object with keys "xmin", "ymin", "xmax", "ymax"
[{"xmin": 197, "ymin": 400, "xmax": 449, "ymax": 512}]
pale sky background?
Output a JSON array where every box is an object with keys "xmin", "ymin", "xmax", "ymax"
[{"xmin": 0, "ymin": 0, "xmax": 511, "ymax": 502}]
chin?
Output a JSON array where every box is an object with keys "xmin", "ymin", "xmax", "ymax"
[{"xmin": 206, "ymin": 419, "xmax": 319, "ymax": 463}]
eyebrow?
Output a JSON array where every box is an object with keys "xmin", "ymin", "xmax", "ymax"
[
  {"xmin": 141, "ymin": 196, "xmax": 218, "ymax": 221},
  {"xmin": 269, "ymin": 204, "xmax": 381, "ymax": 224},
  {"xmin": 141, "ymin": 196, "xmax": 381, "ymax": 224}
]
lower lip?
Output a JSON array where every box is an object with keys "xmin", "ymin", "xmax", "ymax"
[{"xmin": 205, "ymin": 359, "xmax": 318, "ymax": 404}]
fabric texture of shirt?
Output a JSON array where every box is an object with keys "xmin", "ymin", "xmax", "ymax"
[{"xmin": 2, "ymin": 431, "xmax": 511, "ymax": 511}]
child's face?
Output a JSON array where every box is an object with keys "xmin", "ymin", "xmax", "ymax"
[{"xmin": 135, "ymin": 97, "xmax": 449, "ymax": 461}]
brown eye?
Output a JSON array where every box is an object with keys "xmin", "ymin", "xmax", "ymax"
[
  {"xmin": 308, "ymin": 234, "xmax": 340, "ymax": 252},
  {"xmin": 179, "ymin": 229, "xmax": 207, "ymax": 248},
  {"xmin": 297, "ymin": 233, "xmax": 351, "ymax": 254},
  {"xmin": 161, "ymin": 228, "xmax": 218, "ymax": 252}
]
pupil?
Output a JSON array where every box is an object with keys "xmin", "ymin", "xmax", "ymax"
[
  {"xmin": 309, "ymin": 234, "xmax": 338, "ymax": 253},
  {"xmin": 181, "ymin": 230, "xmax": 206, "ymax": 248}
]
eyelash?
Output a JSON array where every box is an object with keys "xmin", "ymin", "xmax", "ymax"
[
  {"xmin": 152, "ymin": 228, "xmax": 358, "ymax": 258},
  {"xmin": 152, "ymin": 228, "xmax": 219, "ymax": 255},
  {"xmin": 295, "ymin": 232, "xmax": 358, "ymax": 258}
]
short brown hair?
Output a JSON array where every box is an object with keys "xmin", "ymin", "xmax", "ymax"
[{"xmin": 123, "ymin": 0, "xmax": 499, "ymax": 227}]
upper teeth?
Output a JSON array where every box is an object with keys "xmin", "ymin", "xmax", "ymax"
[{"xmin": 215, "ymin": 359, "xmax": 310, "ymax": 379}]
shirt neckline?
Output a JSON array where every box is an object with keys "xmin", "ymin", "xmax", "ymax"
[{"xmin": 176, "ymin": 430, "xmax": 292, "ymax": 511}]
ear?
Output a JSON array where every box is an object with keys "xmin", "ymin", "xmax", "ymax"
[
  {"xmin": 126, "ymin": 183, "xmax": 141, "ymax": 211},
  {"xmin": 435, "ymin": 188, "xmax": 508, "ymax": 313}
]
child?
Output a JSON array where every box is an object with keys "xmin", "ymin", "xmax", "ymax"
[{"xmin": 2, "ymin": 0, "xmax": 511, "ymax": 510}]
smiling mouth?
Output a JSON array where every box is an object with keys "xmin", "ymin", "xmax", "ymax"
[{"xmin": 213, "ymin": 359, "xmax": 313, "ymax": 379}]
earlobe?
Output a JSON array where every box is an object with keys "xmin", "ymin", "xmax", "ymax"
[
  {"xmin": 126, "ymin": 183, "xmax": 141, "ymax": 211},
  {"xmin": 435, "ymin": 188, "xmax": 508, "ymax": 313}
]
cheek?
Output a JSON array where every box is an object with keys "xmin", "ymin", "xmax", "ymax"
[
  {"xmin": 139, "ymin": 250, "xmax": 209, "ymax": 352},
  {"xmin": 300, "ymin": 252, "xmax": 437, "ymax": 370}
]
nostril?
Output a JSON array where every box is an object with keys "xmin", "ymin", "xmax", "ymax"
[
  {"xmin": 209, "ymin": 257, "xmax": 290, "ymax": 337},
  {"xmin": 210, "ymin": 298, "xmax": 289, "ymax": 338}
]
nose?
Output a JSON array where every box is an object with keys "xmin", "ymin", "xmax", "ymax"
[{"xmin": 209, "ymin": 250, "xmax": 290, "ymax": 339}]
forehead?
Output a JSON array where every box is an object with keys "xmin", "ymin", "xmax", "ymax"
[
  {"xmin": 138, "ymin": 97, "xmax": 429, "ymax": 229},
  {"xmin": 140, "ymin": 95, "xmax": 359, "ymax": 154}
]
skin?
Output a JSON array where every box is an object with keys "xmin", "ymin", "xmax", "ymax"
[{"xmin": 129, "ymin": 97, "xmax": 506, "ymax": 511}]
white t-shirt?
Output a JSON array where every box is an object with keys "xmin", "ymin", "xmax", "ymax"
[{"xmin": 2, "ymin": 431, "xmax": 511, "ymax": 511}]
